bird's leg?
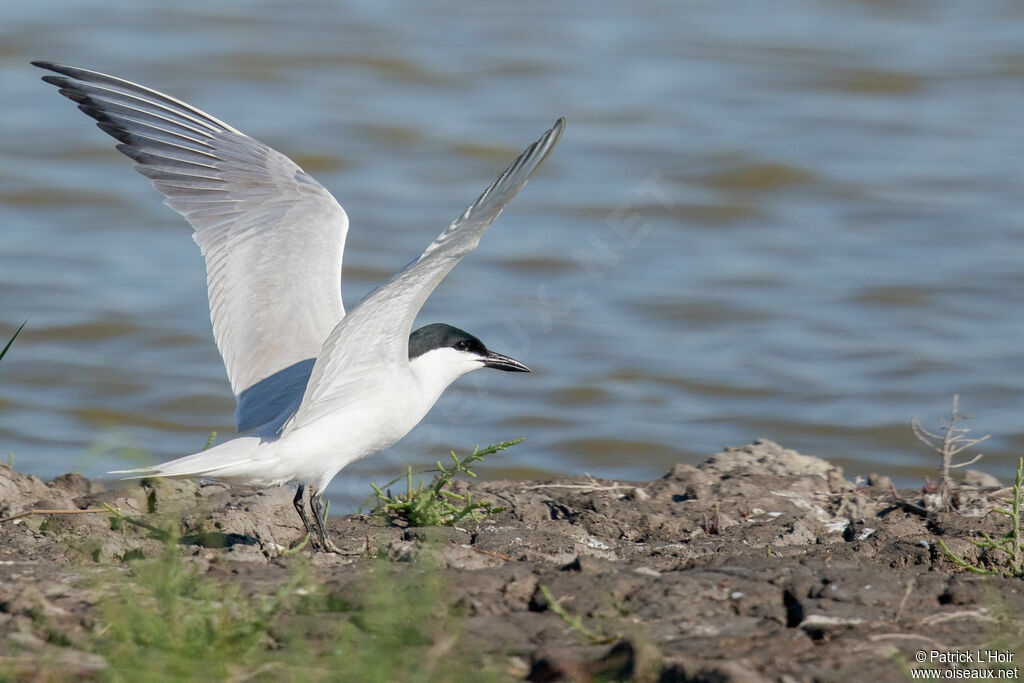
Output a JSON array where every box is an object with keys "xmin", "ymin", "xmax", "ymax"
[
  {"xmin": 293, "ymin": 484, "xmax": 321, "ymax": 550},
  {"xmin": 309, "ymin": 486, "xmax": 342, "ymax": 554}
]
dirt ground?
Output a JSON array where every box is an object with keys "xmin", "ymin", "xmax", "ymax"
[{"xmin": 2, "ymin": 439, "xmax": 1023, "ymax": 681}]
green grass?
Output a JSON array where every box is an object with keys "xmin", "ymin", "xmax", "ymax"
[
  {"xmin": 0, "ymin": 318, "xmax": 27, "ymax": 365},
  {"xmin": 46, "ymin": 539, "xmax": 495, "ymax": 682},
  {"xmin": 369, "ymin": 439, "xmax": 522, "ymax": 527},
  {"xmin": 94, "ymin": 546, "xmax": 298, "ymax": 680}
]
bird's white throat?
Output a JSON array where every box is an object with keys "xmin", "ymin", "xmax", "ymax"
[{"xmin": 408, "ymin": 347, "xmax": 485, "ymax": 403}]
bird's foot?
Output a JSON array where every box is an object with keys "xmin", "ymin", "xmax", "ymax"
[
  {"xmin": 307, "ymin": 486, "xmax": 351, "ymax": 554},
  {"xmin": 315, "ymin": 530, "xmax": 344, "ymax": 554}
]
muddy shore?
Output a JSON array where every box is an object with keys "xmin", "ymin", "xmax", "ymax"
[{"xmin": 2, "ymin": 440, "xmax": 1022, "ymax": 681}]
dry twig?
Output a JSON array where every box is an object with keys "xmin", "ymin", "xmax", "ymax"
[
  {"xmin": 464, "ymin": 545, "xmax": 514, "ymax": 562},
  {"xmin": 911, "ymin": 395, "xmax": 989, "ymax": 507}
]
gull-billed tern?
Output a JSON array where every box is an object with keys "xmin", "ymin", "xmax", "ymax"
[{"xmin": 34, "ymin": 61, "xmax": 564, "ymax": 552}]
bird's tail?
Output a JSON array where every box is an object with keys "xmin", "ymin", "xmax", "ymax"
[{"xmin": 110, "ymin": 436, "xmax": 264, "ymax": 481}]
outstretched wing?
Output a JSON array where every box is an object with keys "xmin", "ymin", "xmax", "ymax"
[
  {"xmin": 34, "ymin": 62, "xmax": 349, "ymax": 432},
  {"xmin": 285, "ymin": 118, "xmax": 565, "ymax": 431}
]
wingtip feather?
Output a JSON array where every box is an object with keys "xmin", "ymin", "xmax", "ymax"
[
  {"xmin": 33, "ymin": 61, "xmax": 90, "ymax": 79},
  {"xmin": 531, "ymin": 117, "xmax": 566, "ymax": 175}
]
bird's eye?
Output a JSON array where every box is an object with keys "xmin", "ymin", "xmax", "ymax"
[{"xmin": 455, "ymin": 340, "xmax": 471, "ymax": 352}]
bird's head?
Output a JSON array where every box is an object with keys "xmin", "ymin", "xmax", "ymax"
[{"xmin": 408, "ymin": 323, "xmax": 530, "ymax": 391}]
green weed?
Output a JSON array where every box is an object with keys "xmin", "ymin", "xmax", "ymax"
[
  {"xmin": 76, "ymin": 541, "xmax": 493, "ymax": 681},
  {"xmin": 539, "ymin": 584, "xmax": 619, "ymax": 645},
  {"xmin": 940, "ymin": 457, "xmax": 1024, "ymax": 577},
  {"xmin": 369, "ymin": 439, "xmax": 522, "ymax": 527},
  {"xmin": 1, "ymin": 319, "xmax": 26, "ymax": 469},
  {"xmin": 325, "ymin": 559, "xmax": 489, "ymax": 682},
  {"xmin": 93, "ymin": 542, "xmax": 309, "ymax": 680},
  {"xmin": 0, "ymin": 318, "xmax": 27, "ymax": 365}
]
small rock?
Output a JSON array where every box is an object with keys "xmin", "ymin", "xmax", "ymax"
[
  {"xmin": 799, "ymin": 614, "xmax": 865, "ymax": 640},
  {"xmin": 867, "ymin": 473, "xmax": 893, "ymax": 490},
  {"xmin": 962, "ymin": 470, "xmax": 1001, "ymax": 488},
  {"xmin": 49, "ymin": 472, "xmax": 105, "ymax": 496},
  {"xmin": 527, "ymin": 584, "xmax": 550, "ymax": 613},
  {"xmin": 559, "ymin": 554, "xmax": 615, "ymax": 573},
  {"xmin": 625, "ymin": 486, "xmax": 650, "ymax": 501},
  {"xmin": 940, "ymin": 577, "xmax": 984, "ymax": 605},
  {"xmin": 528, "ymin": 640, "xmax": 637, "ymax": 682},
  {"xmin": 701, "ymin": 439, "xmax": 852, "ymax": 490},
  {"xmin": 663, "ymin": 463, "xmax": 705, "ymax": 483}
]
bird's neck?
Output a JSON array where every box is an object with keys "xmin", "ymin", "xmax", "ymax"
[{"xmin": 408, "ymin": 348, "xmax": 479, "ymax": 406}]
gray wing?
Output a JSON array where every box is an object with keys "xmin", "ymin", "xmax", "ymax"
[
  {"xmin": 284, "ymin": 118, "xmax": 564, "ymax": 431},
  {"xmin": 34, "ymin": 62, "xmax": 348, "ymax": 433}
]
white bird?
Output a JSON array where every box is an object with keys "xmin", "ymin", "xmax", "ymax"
[{"xmin": 34, "ymin": 61, "xmax": 564, "ymax": 552}]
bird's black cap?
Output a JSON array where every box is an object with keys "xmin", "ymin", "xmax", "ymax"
[
  {"xmin": 408, "ymin": 323, "xmax": 487, "ymax": 359},
  {"xmin": 408, "ymin": 323, "xmax": 530, "ymax": 372}
]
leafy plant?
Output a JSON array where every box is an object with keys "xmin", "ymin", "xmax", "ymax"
[
  {"xmin": 940, "ymin": 457, "xmax": 1024, "ymax": 578},
  {"xmin": 370, "ymin": 439, "xmax": 522, "ymax": 527}
]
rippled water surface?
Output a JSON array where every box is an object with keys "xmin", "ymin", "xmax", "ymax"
[{"xmin": 3, "ymin": 2, "xmax": 1024, "ymax": 505}]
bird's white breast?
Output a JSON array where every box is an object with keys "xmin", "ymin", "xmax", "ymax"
[{"xmin": 275, "ymin": 368, "xmax": 437, "ymax": 490}]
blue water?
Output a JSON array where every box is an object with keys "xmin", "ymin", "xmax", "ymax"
[{"xmin": 2, "ymin": 1, "xmax": 1024, "ymax": 506}]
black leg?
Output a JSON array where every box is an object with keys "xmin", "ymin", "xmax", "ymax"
[
  {"xmin": 309, "ymin": 486, "xmax": 341, "ymax": 553},
  {"xmin": 293, "ymin": 484, "xmax": 320, "ymax": 549}
]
